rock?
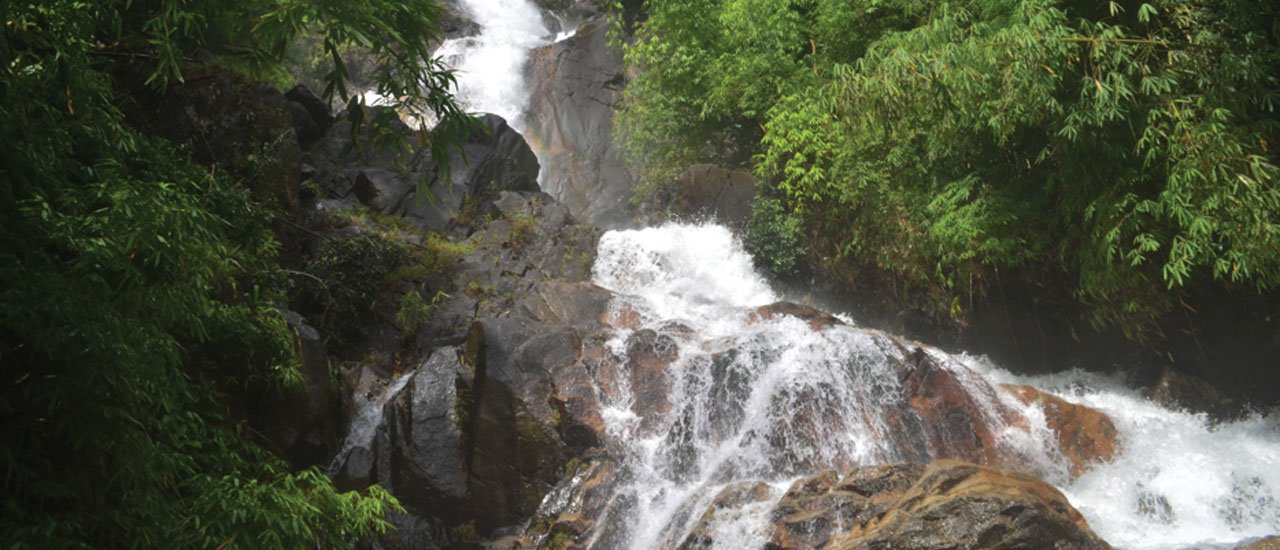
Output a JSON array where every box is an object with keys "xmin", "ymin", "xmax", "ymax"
[
  {"xmin": 672, "ymin": 164, "xmax": 756, "ymax": 228},
  {"xmin": 307, "ymin": 110, "xmax": 540, "ymax": 232},
  {"xmin": 255, "ymin": 310, "xmax": 339, "ymax": 467},
  {"xmin": 123, "ymin": 66, "xmax": 303, "ymax": 217},
  {"xmin": 526, "ymin": 17, "xmax": 635, "ymax": 225},
  {"xmin": 286, "ymin": 85, "xmax": 332, "ymax": 145},
  {"xmin": 768, "ymin": 465, "xmax": 924, "ymax": 549},
  {"xmin": 399, "ymin": 114, "xmax": 541, "ymax": 231},
  {"xmin": 456, "ymin": 318, "xmax": 595, "ymax": 531},
  {"xmin": 1149, "ymin": 367, "xmax": 1239, "ymax": 419},
  {"xmin": 625, "ymin": 329, "xmax": 679, "ymax": 432},
  {"xmin": 893, "ymin": 347, "xmax": 1014, "ymax": 467},
  {"xmin": 516, "ymin": 280, "xmax": 615, "ymax": 327},
  {"xmin": 750, "ymin": 302, "xmax": 846, "ymax": 331},
  {"xmin": 508, "ymin": 459, "xmax": 626, "ymax": 549},
  {"xmin": 1003, "ymin": 385, "xmax": 1120, "ymax": 477},
  {"xmin": 357, "ymin": 511, "xmax": 451, "ymax": 550},
  {"xmin": 679, "ymin": 481, "xmax": 776, "ymax": 549},
  {"xmin": 374, "ymin": 348, "xmax": 472, "ymax": 518},
  {"xmin": 1235, "ymin": 535, "xmax": 1280, "ymax": 550},
  {"xmin": 827, "ymin": 461, "xmax": 1110, "ymax": 550}
]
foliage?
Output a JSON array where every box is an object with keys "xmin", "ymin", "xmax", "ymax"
[
  {"xmin": 397, "ymin": 289, "xmax": 447, "ymax": 336},
  {"xmin": 620, "ymin": 0, "xmax": 1280, "ymax": 339},
  {"xmin": 0, "ymin": 0, "xmax": 464, "ymax": 546},
  {"xmin": 746, "ymin": 195, "xmax": 804, "ymax": 278},
  {"xmin": 295, "ymin": 233, "xmax": 411, "ymax": 351}
]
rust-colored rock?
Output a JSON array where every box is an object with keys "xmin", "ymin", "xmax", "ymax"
[
  {"xmin": 1003, "ymin": 384, "xmax": 1120, "ymax": 477},
  {"xmin": 749, "ymin": 302, "xmax": 846, "ymax": 331},
  {"xmin": 624, "ymin": 329, "xmax": 680, "ymax": 432},
  {"xmin": 1236, "ymin": 535, "xmax": 1280, "ymax": 550},
  {"xmin": 829, "ymin": 460, "xmax": 1110, "ymax": 550},
  {"xmin": 896, "ymin": 348, "xmax": 1011, "ymax": 466},
  {"xmin": 768, "ymin": 465, "xmax": 924, "ymax": 549}
]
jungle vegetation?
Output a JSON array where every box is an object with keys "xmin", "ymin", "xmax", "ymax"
[
  {"xmin": 618, "ymin": 0, "xmax": 1280, "ymax": 341},
  {"xmin": 0, "ymin": 0, "xmax": 465, "ymax": 546}
]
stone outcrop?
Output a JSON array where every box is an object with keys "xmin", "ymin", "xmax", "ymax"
[
  {"xmin": 308, "ymin": 111, "xmax": 540, "ymax": 231},
  {"xmin": 750, "ymin": 301, "xmax": 846, "ymax": 331},
  {"xmin": 827, "ymin": 461, "xmax": 1110, "ymax": 549},
  {"xmin": 1003, "ymin": 385, "xmax": 1120, "ymax": 477},
  {"xmin": 1149, "ymin": 367, "xmax": 1240, "ymax": 420},
  {"xmin": 525, "ymin": 17, "xmax": 635, "ymax": 225},
  {"xmin": 671, "ymin": 164, "xmax": 756, "ymax": 228}
]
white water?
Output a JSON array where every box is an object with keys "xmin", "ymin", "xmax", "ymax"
[
  {"xmin": 327, "ymin": 370, "xmax": 414, "ymax": 474},
  {"xmin": 966, "ymin": 360, "xmax": 1280, "ymax": 549},
  {"xmin": 588, "ymin": 222, "xmax": 1280, "ymax": 549},
  {"xmin": 434, "ymin": 0, "xmax": 555, "ymax": 131}
]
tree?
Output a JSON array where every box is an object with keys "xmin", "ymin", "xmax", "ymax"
[
  {"xmin": 0, "ymin": 0, "xmax": 464, "ymax": 546},
  {"xmin": 619, "ymin": 0, "xmax": 1280, "ymax": 340}
]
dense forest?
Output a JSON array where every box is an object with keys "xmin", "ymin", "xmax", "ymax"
[
  {"xmin": 0, "ymin": 0, "xmax": 469, "ymax": 546},
  {"xmin": 619, "ymin": 0, "xmax": 1280, "ymax": 342}
]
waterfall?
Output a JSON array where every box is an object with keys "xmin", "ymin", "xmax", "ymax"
[
  {"xmin": 433, "ymin": 0, "xmax": 554, "ymax": 132},
  {"xmin": 588, "ymin": 222, "xmax": 1280, "ymax": 549}
]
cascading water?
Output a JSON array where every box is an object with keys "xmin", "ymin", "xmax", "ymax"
[
  {"xmin": 585, "ymin": 222, "xmax": 1280, "ymax": 549},
  {"xmin": 433, "ymin": 0, "xmax": 557, "ymax": 131}
]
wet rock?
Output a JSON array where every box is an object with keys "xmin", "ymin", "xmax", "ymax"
[
  {"xmin": 625, "ymin": 329, "xmax": 680, "ymax": 429},
  {"xmin": 1149, "ymin": 367, "xmax": 1239, "ymax": 419},
  {"xmin": 1003, "ymin": 384, "xmax": 1120, "ymax": 477},
  {"xmin": 1235, "ymin": 535, "xmax": 1280, "ymax": 550},
  {"xmin": 750, "ymin": 302, "xmax": 846, "ymax": 331},
  {"xmin": 768, "ymin": 465, "xmax": 924, "ymax": 549},
  {"xmin": 828, "ymin": 461, "xmax": 1110, "ymax": 550},
  {"xmin": 679, "ymin": 481, "xmax": 776, "ymax": 549},
  {"xmin": 504, "ymin": 459, "xmax": 625, "ymax": 549},
  {"xmin": 895, "ymin": 347, "xmax": 1012, "ymax": 467},
  {"xmin": 526, "ymin": 17, "xmax": 635, "ymax": 225},
  {"xmin": 375, "ymin": 348, "xmax": 472, "ymax": 517},
  {"xmin": 672, "ymin": 164, "xmax": 756, "ymax": 228}
]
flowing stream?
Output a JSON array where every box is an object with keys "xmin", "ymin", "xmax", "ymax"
[{"xmin": 587, "ymin": 223, "xmax": 1280, "ymax": 549}]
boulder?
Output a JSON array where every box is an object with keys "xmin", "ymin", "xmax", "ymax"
[
  {"xmin": 525, "ymin": 17, "xmax": 635, "ymax": 225},
  {"xmin": 892, "ymin": 347, "xmax": 1014, "ymax": 467},
  {"xmin": 374, "ymin": 348, "xmax": 472, "ymax": 517},
  {"xmin": 768, "ymin": 465, "xmax": 924, "ymax": 549},
  {"xmin": 750, "ymin": 302, "xmax": 846, "ymax": 331},
  {"xmin": 1235, "ymin": 535, "xmax": 1280, "ymax": 550},
  {"xmin": 123, "ymin": 66, "xmax": 303, "ymax": 217},
  {"xmin": 1003, "ymin": 385, "xmax": 1120, "ymax": 477},
  {"xmin": 286, "ymin": 85, "xmax": 332, "ymax": 145},
  {"xmin": 672, "ymin": 164, "xmax": 756, "ymax": 228},
  {"xmin": 1149, "ymin": 367, "xmax": 1239, "ymax": 419},
  {"xmin": 307, "ymin": 110, "xmax": 539, "ymax": 231},
  {"xmin": 828, "ymin": 461, "xmax": 1110, "ymax": 550}
]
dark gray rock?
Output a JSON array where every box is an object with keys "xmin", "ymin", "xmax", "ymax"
[
  {"xmin": 376, "ymin": 348, "xmax": 472, "ymax": 516},
  {"xmin": 672, "ymin": 164, "xmax": 756, "ymax": 228},
  {"xmin": 1149, "ymin": 367, "xmax": 1240, "ymax": 420},
  {"xmin": 526, "ymin": 17, "xmax": 636, "ymax": 226},
  {"xmin": 306, "ymin": 109, "xmax": 540, "ymax": 231}
]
